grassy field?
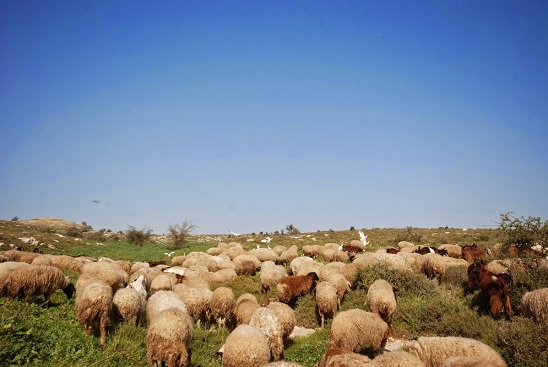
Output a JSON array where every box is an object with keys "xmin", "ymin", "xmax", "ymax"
[{"xmin": 0, "ymin": 219, "xmax": 547, "ymax": 367}]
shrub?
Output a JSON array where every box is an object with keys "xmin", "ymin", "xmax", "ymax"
[
  {"xmin": 498, "ymin": 211, "xmax": 548, "ymax": 250},
  {"xmin": 285, "ymin": 224, "xmax": 301, "ymax": 235},
  {"xmin": 125, "ymin": 226, "xmax": 152, "ymax": 246},
  {"xmin": 167, "ymin": 220, "xmax": 197, "ymax": 249},
  {"xmin": 10, "ymin": 216, "xmax": 19, "ymax": 222}
]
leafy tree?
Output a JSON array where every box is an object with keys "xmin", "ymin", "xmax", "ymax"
[
  {"xmin": 284, "ymin": 224, "xmax": 300, "ymax": 235},
  {"xmin": 10, "ymin": 216, "xmax": 19, "ymax": 222},
  {"xmin": 126, "ymin": 226, "xmax": 152, "ymax": 246},
  {"xmin": 167, "ymin": 220, "xmax": 197, "ymax": 249},
  {"xmin": 498, "ymin": 212, "xmax": 548, "ymax": 249}
]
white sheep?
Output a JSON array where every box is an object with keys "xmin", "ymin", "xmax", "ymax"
[
  {"xmin": 366, "ymin": 279, "xmax": 398, "ymax": 323},
  {"xmin": 210, "ymin": 286, "xmax": 234, "ymax": 328},
  {"xmin": 112, "ymin": 274, "xmax": 147, "ymax": 325},
  {"xmin": 406, "ymin": 336, "xmax": 507, "ymax": 367},
  {"xmin": 221, "ymin": 324, "xmax": 271, "ymax": 367},
  {"xmin": 147, "ymin": 307, "xmax": 193, "ymax": 367},
  {"xmin": 250, "ymin": 307, "xmax": 285, "ymax": 361},
  {"xmin": 146, "ymin": 290, "xmax": 187, "ymax": 324},
  {"xmin": 172, "ymin": 283, "xmax": 213, "ymax": 327},
  {"xmin": 330, "ymin": 308, "xmax": 389, "ymax": 357},
  {"xmin": 519, "ymin": 287, "xmax": 548, "ymax": 324},
  {"xmin": 260, "ymin": 261, "xmax": 288, "ymax": 293},
  {"xmin": 265, "ymin": 301, "xmax": 296, "ymax": 342},
  {"xmin": 75, "ymin": 279, "xmax": 113, "ymax": 347},
  {"xmin": 315, "ymin": 281, "xmax": 338, "ymax": 328}
]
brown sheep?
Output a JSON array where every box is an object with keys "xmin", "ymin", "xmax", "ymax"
[
  {"xmin": 462, "ymin": 244, "xmax": 489, "ymax": 263},
  {"xmin": 277, "ymin": 272, "xmax": 319, "ymax": 306}
]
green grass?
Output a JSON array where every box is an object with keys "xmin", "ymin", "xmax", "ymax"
[{"xmin": 1, "ymin": 222, "xmax": 547, "ymax": 367}]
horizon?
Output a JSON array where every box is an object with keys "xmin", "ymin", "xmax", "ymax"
[{"xmin": 1, "ymin": 1, "xmax": 547, "ymax": 235}]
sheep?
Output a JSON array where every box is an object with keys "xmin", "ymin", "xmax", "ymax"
[
  {"xmin": 519, "ymin": 287, "xmax": 548, "ymax": 324},
  {"xmin": 421, "ymin": 254, "xmax": 468, "ymax": 283},
  {"xmin": 316, "ymin": 346, "xmax": 371, "ymax": 367},
  {"xmin": 262, "ymin": 362, "xmax": 304, "ymax": 367},
  {"xmin": 171, "ymin": 284, "xmax": 211, "ymax": 327},
  {"xmin": 147, "ymin": 307, "xmax": 193, "ymax": 367},
  {"xmin": 210, "ymin": 286, "xmax": 234, "ymax": 328},
  {"xmin": 260, "ymin": 261, "xmax": 288, "ymax": 293},
  {"xmin": 279, "ymin": 245, "xmax": 299, "ymax": 264},
  {"xmin": 249, "ymin": 307, "xmax": 285, "ymax": 361},
  {"xmin": 277, "ymin": 272, "xmax": 319, "ymax": 306},
  {"xmin": 234, "ymin": 298, "xmax": 261, "ymax": 326},
  {"xmin": 0, "ymin": 261, "xmax": 30, "ymax": 285},
  {"xmin": 366, "ymin": 279, "xmax": 398, "ymax": 323},
  {"xmin": 329, "ymin": 308, "xmax": 389, "ymax": 357},
  {"xmin": 221, "ymin": 324, "xmax": 271, "ymax": 367},
  {"xmin": 480, "ymin": 274, "xmax": 512, "ymax": 320},
  {"xmin": 0, "ymin": 264, "xmax": 75, "ymax": 306},
  {"xmin": 265, "ymin": 301, "xmax": 296, "ymax": 342},
  {"xmin": 75, "ymin": 279, "xmax": 113, "ymax": 347},
  {"xmin": 353, "ymin": 252, "xmax": 414, "ymax": 274},
  {"xmin": 325, "ymin": 273, "xmax": 351, "ymax": 308},
  {"xmin": 369, "ymin": 350, "xmax": 427, "ymax": 366},
  {"xmin": 236, "ymin": 260, "xmax": 256, "ymax": 276},
  {"xmin": 249, "ymin": 247, "xmax": 279, "ymax": 263},
  {"xmin": 315, "ymin": 281, "xmax": 338, "ymax": 328},
  {"xmin": 442, "ymin": 356, "xmax": 493, "ymax": 367},
  {"xmin": 405, "ymin": 336, "xmax": 507, "ymax": 367},
  {"xmin": 289, "ymin": 256, "xmax": 323, "ymax": 276},
  {"xmin": 146, "ymin": 290, "xmax": 187, "ymax": 324},
  {"xmin": 78, "ymin": 262, "xmax": 129, "ymax": 293},
  {"xmin": 438, "ymin": 244, "xmax": 463, "ymax": 258},
  {"xmin": 149, "ymin": 272, "xmax": 181, "ymax": 294},
  {"xmin": 112, "ymin": 274, "xmax": 147, "ymax": 325},
  {"xmin": 322, "ymin": 248, "xmax": 349, "ymax": 263}
]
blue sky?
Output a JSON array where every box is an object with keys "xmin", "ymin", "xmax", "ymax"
[{"xmin": 1, "ymin": 1, "xmax": 547, "ymax": 234}]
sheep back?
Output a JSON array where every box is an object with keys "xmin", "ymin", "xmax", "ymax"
[
  {"xmin": 366, "ymin": 279, "xmax": 397, "ymax": 323},
  {"xmin": 147, "ymin": 307, "xmax": 193, "ymax": 367},
  {"xmin": 250, "ymin": 307, "xmax": 284, "ymax": 361},
  {"xmin": 330, "ymin": 309, "xmax": 389, "ymax": 356},
  {"xmin": 406, "ymin": 336, "xmax": 507, "ymax": 367},
  {"xmin": 519, "ymin": 287, "xmax": 548, "ymax": 324},
  {"xmin": 222, "ymin": 324, "xmax": 271, "ymax": 367},
  {"xmin": 210, "ymin": 286, "xmax": 234, "ymax": 327}
]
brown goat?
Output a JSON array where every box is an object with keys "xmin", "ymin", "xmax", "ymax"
[
  {"xmin": 462, "ymin": 245, "xmax": 488, "ymax": 263},
  {"xmin": 277, "ymin": 272, "xmax": 319, "ymax": 306},
  {"xmin": 467, "ymin": 260, "xmax": 512, "ymax": 319}
]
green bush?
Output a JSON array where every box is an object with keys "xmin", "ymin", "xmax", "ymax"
[{"xmin": 125, "ymin": 226, "xmax": 152, "ymax": 246}]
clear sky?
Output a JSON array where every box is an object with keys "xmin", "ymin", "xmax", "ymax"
[{"xmin": 1, "ymin": 1, "xmax": 547, "ymax": 235}]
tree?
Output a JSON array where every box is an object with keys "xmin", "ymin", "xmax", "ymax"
[
  {"xmin": 126, "ymin": 226, "xmax": 152, "ymax": 246},
  {"xmin": 497, "ymin": 212, "xmax": 548, "ymax": 249},
  {"xmin": 167, "ymin": 220, "xmax": 197, "ymax": 249},
  {"xmin": 10, "ymin": 217, "xmax": 19, "ymax": 222},
  {"xmin": 284, "ymin": 224, "xmax": 300, "ymax": 235}
]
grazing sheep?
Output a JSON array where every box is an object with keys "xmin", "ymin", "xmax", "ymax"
[
  {"xmin": 112, "ymin": 275, "xmax": 147, "ymax": 325},
  {"xmin": 325, "ymin": 273, "xmax": 351, "ymax": 308},
  {"xmin": 172, "ymin": 283, "xmax": 213, "ymax": 326},
  {"xmin": 330, "ymin": 308, "xmax": 389, "ymax": 357},
  {"xmin": 289, "ymin": 256, "xmax": 322, "ymax": 276},
  {"xmin": 369, "ymin": 350, "xmax": 427, "ymax": 366},
  {"xmin": 279, "ymin": 245, "xmax": 299, "ymax": 264},
  {"xmin": 265, "ymin": 301, "xmax": 296, "ymax": 341},
  {"xmin": 250, "ymin": 307, "xmax": 285, "ymax": 361},
  {"xmin": 75, "ymin": 279, "xmax": 113, "ymax": 347},
  {"xmin": 147, "ymin": 307, "xmax": 193, "ymax": 367},
  {"xmin": 519, "ymin": 287, "xmax": 548, "ymax": 324},
  {"xmin": 78, "ymin": 262, "xmax": 129, "ymax": 293},
  {"xmin": 146, "ymin": 290, "xmax": 187, "ymax": 324},
  {"xmin": 234, "ymin": 296, "xmax": 261, "ymax": 326},
  {"xmin": 260, "ymin": 261, "xmax": 288, "ymax": 293},
  {"xmin": 0, "ymin": 261, "xmax": 30, "ymax": 285},
  {"xmin": 277, "ymin": 272, "xmax": 319, "ymax": 306},
  {"xmin": 210, "ymin": 286, "xmax": 234, "ymax": 328},
  {"xmin": 150, "ymin": 273, "xmax": 181, "ymax": 294},
  {"xmin": 406, "ymin": 336, "xmax": 507, "ymax": 367},
  {"xmin": 236, "ymin": 260, "xmax": 256, "ymax": 276},
  {"xmin": 476, "ymin": 267, "xmax": 512, "ymax": 320},
  {"xmin": 315, "ymin": 281, "xmax": 338, "ymax": 328},
  {"xmin": 221, "ymin": 324, "xmax": 271, "ymax": 367},
  {"xmin": 438, "ymin": 244, "xmax": 463, "ymax": 258},
  {"xmin": 422, "ymin": 254, "xmax": 468, "ymax": 283},
  {"xmin": 0, "ymin": 264, "xmax": 75, "ymax": 306},
  {"xmin": 366, "ymin": 279, "xmax": 398, "ymax": 323},
  {"xmin": 442, "ymin": 356, "xmax": 492, "ymax": 367},
  {"xmin": 249, "ymin": 247, "xmax": 279, "ymax": 263},
  {"xmin": 317, "ymin": 346, "xmax": 371, "ymax": 367}
]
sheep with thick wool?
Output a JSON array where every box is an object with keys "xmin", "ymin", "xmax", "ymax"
[
  {"xmin": 250, "ymin": 307, "xmax": 285, "ymax": 361},
  {"xmin": 0, "ymin": 261, "xmax": 30, "ymax": 286},
  {"xmin": 260, "ymin": 261, "xmax": 288, "ymax": 293},
  {"xmin": 210, "ymin": 286, "xmax": 234, "ymax": 328},
  {"xmin": 172, "ymin": 283, "xmax": 213, "ymax": 326},
  {"xmin": 146, "ymin": 290, "xmax": 187, "ymax": 324},
  {"xmin": 265, "ymin": 301, "xmax": 296, "ymax": 342},
  {"xmin": 421, "ymin": 254, "xmax": 468, "ymax": 283},
  {"xmin": 366, "ymin": 279, "xmax": 398, "ymax": 323},
  {"xmin": 325, "ymin": 273, "xmax": 351, "ymax": 308},
  {"xmin": 234, "ymin": 294, "xmax": 261, "ymax": 326},
  {"xmin": 221, "ymin": 324, "xmax": 271, "ymax": 367},
  {"xmin": 0, "ymin": 264, "xmax": 75, "ymax": 306},
  {"xmin": 315, "ymin": 281, "xmax": 338, "ymax": 328},
  {"xmin": 277, "ymin": 272, "xmax": 319, "ymax": 306},
  {"xmin": 78, "ymin": 261, "xmax": 128, "ymax": 293},
  {"xmin": 147, "ymin": 307, "xmax": 193, "ymax": 367},
  {"xmin": 519, "ymin": 287, "xmax": 548, "ymax": 324},
  {"xmin": 405, "ymin": 336, "xmax": 507, "ymax": 367},
  {"xmin": 329, "ymin": 308, "xmax": 389, "ymax": 357},
  {"xmin": 75, "ymin": 279, "xmax": 113, "ymax": 347},
  {"xmin": 316, "ymin": 346, "xmax": 371, "ymax": 367},
  {"xmin": 112, "ymin": 274, "xmax": 147, "ymax": 325}
]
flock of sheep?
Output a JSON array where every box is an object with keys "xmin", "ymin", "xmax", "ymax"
[{"xmin": 0, "ymin": 236, "xmax": 547, "ymax": 367}]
